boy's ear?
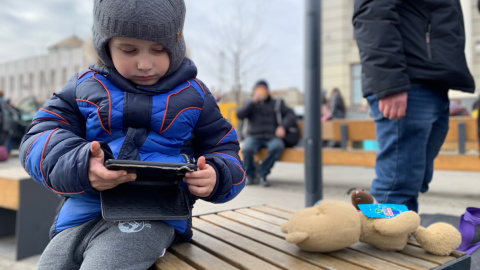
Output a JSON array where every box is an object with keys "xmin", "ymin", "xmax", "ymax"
[{"xmin": 177, "ymin": 30, "xmax": 183, "ymax": 43}]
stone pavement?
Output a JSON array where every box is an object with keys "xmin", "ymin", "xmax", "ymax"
[{"xmin": 1, "ymin": 154, "xmax": 479, "ymax": 269}]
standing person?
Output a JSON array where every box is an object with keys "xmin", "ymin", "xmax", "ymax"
[
  {"xmin": 236, "ymin": 80, "xmax": 297, "ymax": 187},
  {"xmin": 0, "ymin": 90, "xmax": 13, "ymax": 153},
  {"xmin": 353, "ymin": 0, "xmax": 475, "ymax": 212},
  {"xmin": 329, "ymin": 88, "xmax": 346, "ymax": 119},
  {"xmin": 19, "ymin": 0, "xmax": 245, "ymax": 269}
]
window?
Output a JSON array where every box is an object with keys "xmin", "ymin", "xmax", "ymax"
[
  {"xmin": 50, "ymin": 70, "xmax": 56, "ymax": 92},
  {"xmin": 10, "ymin": 76, "xmax": 15, "ymax": 98},
  {"xmin": 29, "ymin": 73, "xmax": 34, "ymax": 93},
  {"xmin": 351, "ymin": 64, "xmax": 363, "ymax": 105},
  {"xmin": 62, "ymin": 67, "xmax": 68, "ymax": 85},
  {"xmin": 38, "ymin": 71, "xmax": 45, "ymax": 96}
]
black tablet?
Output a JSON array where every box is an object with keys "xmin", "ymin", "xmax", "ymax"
[{"xmin": 105, "ymin": 159, "xmax": 197, "ymax": 183}]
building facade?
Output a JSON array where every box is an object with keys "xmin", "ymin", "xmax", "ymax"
[
  {"xmin": 0, "ymin": 36, "xmax": 94, "ymax": 105},
  {"xmin": 322, "ymin": 0, "xmax": 480, "ymax": 108}
]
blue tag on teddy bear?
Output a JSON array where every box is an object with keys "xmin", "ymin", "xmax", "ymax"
[{"xmin": 358, "ymin": 204, "xmax": 409, "ymax": 219}]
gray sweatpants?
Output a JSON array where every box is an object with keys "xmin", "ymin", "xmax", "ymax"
[{"xmin": 37, "ymin": 217, "xmax": 176, "ymax": 270}]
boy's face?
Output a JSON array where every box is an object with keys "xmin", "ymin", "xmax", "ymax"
[{"xmin": 109, "ymin": 37, "xmax": 170, "ymax": 86}]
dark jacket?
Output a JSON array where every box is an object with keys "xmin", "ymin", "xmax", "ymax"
[
  {"xmin": 353, "ymin": 0, "xmax": 475, "ymax": 99},
  {"xmin": 19, "ymin": 59, "xmax": 245, "ymax": 241},
  {"xmin": 236, "ymin": 97, "xmax": 297, "ymax": 139},
  {"xmin": 329, "ymin": 94, "xmax": 346, "ymax": 119}
]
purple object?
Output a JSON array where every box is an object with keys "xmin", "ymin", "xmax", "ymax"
[{"xmin": 457, "ymin": 207, "xmax": 480, "ymax": 255}]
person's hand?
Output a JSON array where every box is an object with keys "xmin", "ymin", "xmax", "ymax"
[
  {"xmin": 252, "ymin": 90, "xmax": 264, "ymax": 103},
  {"xmin": 183, "ymin": 156, "xmax": 216, "ymax": 198},
  {"xmin": 379, "ymin": 92, "xmax": 408, "ymax": 120},
  {"xmin": 275, "ymin": 126, "xmax": 286, "ymax": 138},
  {"xmin": 88, "ymin": 141, "xmax": 136, "ymax": 191}
]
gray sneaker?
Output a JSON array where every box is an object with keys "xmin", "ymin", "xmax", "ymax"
[
  {"xmin": 259, "ymin": 177, "xmax": 270, "ymax": 187},
  {"xmin": 246, "ymin": 176, "xmax": 255, "ymax": 185}
]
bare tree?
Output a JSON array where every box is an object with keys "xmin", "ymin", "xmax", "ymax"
[{"xmin": 192, "ymin": 1, "xmax": 269, "ymax": 104}]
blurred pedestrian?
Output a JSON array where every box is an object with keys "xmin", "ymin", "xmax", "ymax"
[
  {"xmin": 353, "ymin": 0, "xmax": 475, "ymax": 212},
  {"xmin": 0, "ymin": 90, "xmax": 12, "ymax": 160},
  {"xmin": 236, "ymin": 80, "xmax": 297, "ymax": 186},
  {"xmin": 329, "ymin": 88, "xmax": 346, "ymax": 119}
]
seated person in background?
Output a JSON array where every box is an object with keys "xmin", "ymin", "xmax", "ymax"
[
  {"xmin": 329, "ymin": 88, "xmax": 346, "ymax": 119},
  {"xmin": 236, "ymin": 80, "xmax": 297, "ymax": 187},
  {"xmin": 449, "ymin": 99, "xmax": 469, "ymax": 116}
]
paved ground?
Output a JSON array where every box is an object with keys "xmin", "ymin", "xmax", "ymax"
[{"xmin": 1, "ymin": 153, "xmax": 480, "ymax": 269}]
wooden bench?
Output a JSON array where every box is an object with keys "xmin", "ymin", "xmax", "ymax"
[
  {"xmin": 0, "ymin": 168, "xmax": 60, "ymax": 260},
  {"xmin": 153, "ymin": 205, "xmax": 471, "ymax": 270},
  {"xmin": 254, "ymin": 117, "xmax": 480, "ymax": 171}
]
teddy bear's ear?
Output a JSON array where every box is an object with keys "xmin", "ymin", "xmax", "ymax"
[{"xmin": 286, "ymin": 232, "xmax": 309, "ymax": 244}]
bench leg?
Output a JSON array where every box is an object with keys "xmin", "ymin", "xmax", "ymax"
[
  {"xmin": 0, "ymin": 208, "xmax": 15, "ymax": 236},
  {"xmin": 15, "ymin": 179, "xmax": 61, "ymax": 261}
]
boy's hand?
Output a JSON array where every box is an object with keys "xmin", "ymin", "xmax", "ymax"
[
  {"xmin": 88, "ymin": 141, "xmax": 136, "ymax": 191},
  {"xmin": 183, "ymin": 156, "xmax": 216, "ymax": 198}
]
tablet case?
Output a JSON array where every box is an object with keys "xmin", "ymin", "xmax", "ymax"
[{"xmin": 100, "ymin": 160, "xmax": 196, "ymax": 221}]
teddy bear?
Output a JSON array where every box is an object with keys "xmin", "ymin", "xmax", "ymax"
[
  {"xmin": 350, "ymin": 190, "xmax": 462, "ymax": 256},
  {"xmin": 281, "ymin": 191, "xmax": 462, "ymax": 256}
]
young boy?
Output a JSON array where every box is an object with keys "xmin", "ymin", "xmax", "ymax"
[{"xmin": 19, "ymin": 0, "xmax": 245, "ymax": 269}]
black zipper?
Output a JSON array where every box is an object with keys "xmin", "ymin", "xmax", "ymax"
[{"xmin": 403, "ymin": 0, "xmax": 433, "ymax": 61}]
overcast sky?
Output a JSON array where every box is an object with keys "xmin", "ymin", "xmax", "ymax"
[{"xmin": 0, "ymin": 0, "xmax": 305, "ymax": 92}]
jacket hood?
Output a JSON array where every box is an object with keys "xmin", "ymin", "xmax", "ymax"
[{"xmin": 89, "ymin": 58, "xmax": 198, "ymax": 95}]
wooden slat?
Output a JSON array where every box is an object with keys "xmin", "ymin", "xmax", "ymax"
[
  {"xmin": 433, "ymin": 153, "xmax": 480, "ymax": 172},
  {"xmin": 257, "ymin": 147, "xmax": 480, "ymax": 172},
  {"xmin": 254, "ymin": 148, "xmax": 306, "ymax": 163},
  {"xmin": 440, "ymin": 141, "xmax": 478, "ymax": 151},
  {"xmin": 0, "ymin": 178, "xmax": 20, "ymax": 210},
  {"xmin": 349, "ymin": 242, "xmax": 438, "ymax": 270},
  {"xmin": 399, "ymin": 244, "xmax": 456, "ymax": 265},
  {"xmin": 323, "ymin": 117, "xmax": 478, "ymax": 143},
  {"xmin": 321, "ymin": 121, "xmax": 337, "ymax": 140},
  {"xmin": 169, "ymin": 241, "xmax": 238, "ymax": 270},
  {"xmin": 218, "ymin": 211, "xmax": 287, "ymax": 238},
  {"xmin": 234, "ymin": 208, "xmax": 288, "ymax": 226},
  {"xmin": 200, "ymin": 214, "xmax": 366, "ymax": 270},
  {"xmin": 191, "ymin": 227, "xmax": 280, "ymax": 270},
  {"xmin": 329, "ymin": 248, "xmax": 410, "ymax": 270},
  {"xmin": 249, "ymin": 205, "xmax": 293, "ymax": 219},
  {"xmin": 154, "ymin": 251, "xmax": 196, "ymax": 270},
  {"xmin": 344, "ymin": 120, "xmax": 377, "ymax": 141},
  {"xmin": 264, "ymin": 204, "xmax": 297, "ymax": 214},
  {"xmin": 192, "ymin": 218, "xmax": 320, "ymax": 270},
  {"xmin": 444, "ymin": 117, "xmax": 478, "ymax": 142},
  {"xmin": 323, "ymin": 149, "xmax": 376, "ymax": 167},
  {"xmin": 407, "ymin": 239, "xmax": 466, "ymax": 259}
]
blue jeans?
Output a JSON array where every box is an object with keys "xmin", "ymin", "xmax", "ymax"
[
  {"xmin": 367, "ymin": 84, "xmax": 449, "ymax": 212},
  {"xmin": 241, "ymin": 137, "xmax": 285, "ymax": 178}
]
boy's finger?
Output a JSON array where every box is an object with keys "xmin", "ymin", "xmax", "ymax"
[
  {"xmin": 90, "ymin": 141, "xmax": 102, "ymax": 156},
  {"xmin": 197, "ymin": 156, "xmax": 207, "ymax": 170}
]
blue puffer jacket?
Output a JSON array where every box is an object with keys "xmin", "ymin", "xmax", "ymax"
[{"xmin": 19, "ymin": 59, "xmax": 245, "ymax": 240}]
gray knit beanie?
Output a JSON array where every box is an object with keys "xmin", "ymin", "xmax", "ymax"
[{"xmin": 92, "ymin": 0, "xmax": 186, "ymax": 77}]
